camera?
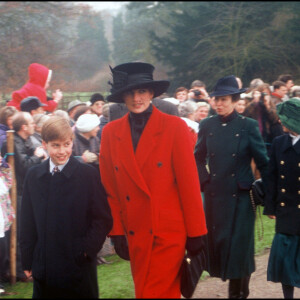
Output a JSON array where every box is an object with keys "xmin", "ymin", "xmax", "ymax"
[{"xmin": 192, "ymin": 89, "xmax": 201, "ymax": 97}]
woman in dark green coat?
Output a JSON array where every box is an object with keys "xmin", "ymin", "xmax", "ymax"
[{"xmin": 194, "ymin": 75, "xmax": 269, "ymax": 298}]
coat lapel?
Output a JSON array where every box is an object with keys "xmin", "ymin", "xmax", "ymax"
[
  {"xmin": 115, "ymin": 114, "xmax": 151, "ymax": 197},
  {"xmin": 135, "ymin": 106, "xmax": 163, "ymax": 170}
]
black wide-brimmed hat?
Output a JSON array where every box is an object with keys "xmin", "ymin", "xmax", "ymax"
[
  {"xmin": 210, "ymin": 75, "xmax": 247, "ymax": 97},
  {"xmin": 107, "ymin": 62, "xmax": 170, "ymax": 103}
]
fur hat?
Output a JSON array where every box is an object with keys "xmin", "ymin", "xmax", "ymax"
[
  {"xmin": 210, "ymin": 75, "xmax": 247, "ymax": 97},
  {"xmin": 90, "ymin": 93, "xmax": 105, "ymax": 105},
  {"xmin": 76, "ymin": 114, "xmax": 100, "ymax": 133},
  {"xmin": 276, "ymin": 98, "xmax": 300, "ymax": 134},
  {"xmin": 107, "ymin": 62, "xmax": 170, "ymax": 103}
]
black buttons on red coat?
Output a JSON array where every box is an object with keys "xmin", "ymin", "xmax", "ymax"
[
  {"xmin": 129, "ymin": 230, "xmax": 134, "ymax": 235},
  {"xmin": 157, "ymin": 162, "xmax": 163, "ymax": 167},
  {"xmin": 126, "ymin": 195, "xmax": 130, "ymax": 201},
  {"xmin": 115, "ymin": 166, "xmax": 119, "ymax": 171}
]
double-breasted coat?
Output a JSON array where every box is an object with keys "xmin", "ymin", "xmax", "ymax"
[
  {"xmin": 20, "ymin": 156, "xmax": 113, "ymax": 298},
  {"xmin": 99, "ymin": 106, "xmax": 207, "ymax": 298},
  {"xmin": 194, "ymin": 112, "xmax": 269, "ymax": 280},
  {"xmin": 263, "ymin": 134, "xmax": 300, "ymax": 234}
]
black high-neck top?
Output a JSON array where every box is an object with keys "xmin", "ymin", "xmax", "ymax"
[
  {"xmin": 218, "ymin": 109, "xmax": 239, "ymax": 124},
  {"xmin": 129, "ymin": 104, "xmax": 153, "ymax": 152}
]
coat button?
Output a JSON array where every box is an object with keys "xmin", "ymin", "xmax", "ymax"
[
  {"xmin": 222, "ymin": 123, "xmax": 227, "ymax": 126},
  {"xmin": 212, "ymin": 173, "xmax": 216, "ymax": 177},
  {"xmin": 298, "ymin": 205, "xmax": 300, "ymax": 209},
  {"xmin": 231, "ymin": 173, "xmax": 235, "ymax": 177},
  {"xmin": 233, "ymin": 194, "xmax": 236, "ymax": 197},
  {"xmin": 298, "ymin": 177, "xmax": 300, "ymax": 181},
  {"xmin": 157, "ymin": 162, "xmax": 163, "ymax": 167},
  {"xmin": 126, "ymin": 195, "xmax": 130, "ymax": 201},
  {"xmin": 298, "ymin": 163, "xmax": 300, "ymax": 167},
  {"xmin": 280, "ymin": 202, "xmax": 285, "ymax": 207},
  {"xmin": 209, "ymin": 133, "xmax": 213, "ymax": 136},
  {"xmin": 298, "ymin": 191, "xmax": 300, "ymax": 195},
  {"xmin": 281, "ymin": 175, "xmax": 285, "ymax": 179},
  {"xmin": 280, "ymin": 161, "xmax": 285, "ymax": 165},
  {"xmin": 129, "ymin": 230, "xmax": 134, "ymax": 235},
  {"xmin": 235, "ymin": 133, "xmax": 239, "ymax": 137},
  {"xmin": 281, "ymin": 189, "xmax": 286, "ymax": 193},
  {"xmin": 149, "ymin": 229, "xmax": 153, "ymax": 234},
  {"xmin": 115, "ymin": 166, "xmax": 119, "ymax": 171},
  {"xmin": 232, "ymin": 153, "xmax": 236, "ymax": 157}
]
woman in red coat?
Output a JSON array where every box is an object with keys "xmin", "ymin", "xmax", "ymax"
[
  {"xmin": 99, "ymin": 62, "xmax": 207, "ymax": 298},
  {"xmin": 7, "ymin": 63, "xmax": 62, "ymax": 112}
]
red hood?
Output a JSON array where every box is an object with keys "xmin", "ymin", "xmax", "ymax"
[{"xmin": 28, "ymin": 63, "xmax": 50, "ymax": 87}]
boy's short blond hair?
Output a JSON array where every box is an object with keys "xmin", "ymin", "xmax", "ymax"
[{"xmin": 41, "ymin": 116, "xmax": 73, "ymax": 143}]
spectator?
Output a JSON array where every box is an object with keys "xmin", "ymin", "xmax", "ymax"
[
  {"xmin": 235, "ymin": 98, "xmax": 247, "ymax": 115},
  {"xmin": 277, "ymin": 74, "xmax": 294, "ymax": 100},
  {"xmin": 20, "ymin": 116, "xmax": 112, "ymax": 298},
  {"xmin": 52, "ymin": 109, "xmax": 70, "ymax": 121},
  {"xmin": 194, "ymin": 75, "xmax": 269, "ymax": 298},
  {"xmin": 0, "ymin": 155, "xmax": 14, "ymax": 295},
  {"xmin": 0, "ymin": 106, "xmax": 17, "ymax": 149},
  {"xmin": 188, "ymin": 79, "xmax": 210, "ymax": 103},
  {"xmin": 174, "ymin": 86, "xmax": 189, "ymax": 103},
  {"xmin": 31, "ymin": 114, "xmax": 50, "ymax": 148},
  {"xmin": 263, "ymin": 98, "xmax": 300, "ymax": 299},
  {"xmin": 178, "ymin": 100, "xmax": 199, "ymax": 147},
  {"xmin": 1, "ymin": 112, "xmax": 47, "ymax": 282},
  {"xmin": 20, "ymin": 96, "xmax": 46, "ymax": 115},
  {"xmin": 98, "ymin": 103, "xmax": 111, "ymax": 140},
  {"xmin": 89, "ymin": 93, "xmax": 106, "ymax": 117},
  {"xmin": 73, "ymin": 114, "xmax": 100, "ymax": 172},
  {"xmin": 100, "ymin": 62, "xmax": 207, "ymax": 298},
  {"xmin": 7, "ymin": 63, "xmax": 62, "ymax": 112},
  {"xmin": 291, "ymin": 85, "xmax": 300, "ymax": 98},
  {"xmin": 248, "ymin": 78, "xmax": 264, "ymax": 91},
  {"xmin": 195, "ymin": 101, "xmax": 210, "ymax": 122},
  {"xmin": 270, "ymin": 80, "xmax": 288, "ymax": 106},
  {"xmin": 67, "ymin": 100, "xmax": 86, "ymax": 127}
]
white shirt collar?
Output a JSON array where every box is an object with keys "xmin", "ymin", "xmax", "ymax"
[
  {"xmin": 49, "ymin": 158, "xmax": 69, "ymax": 174},
  {"xmin": 289, "ymin": 133, "xmax": 300, "ymax": 146}
]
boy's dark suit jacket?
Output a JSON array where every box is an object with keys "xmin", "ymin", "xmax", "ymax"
[{"xmin": 20, "ymin": 156, "xmax": 113, "ymax": 298}]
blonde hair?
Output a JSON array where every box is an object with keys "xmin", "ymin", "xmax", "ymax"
[{"xmin": 41, "ymin": 116, "xmax": 73, "ymax": 142}]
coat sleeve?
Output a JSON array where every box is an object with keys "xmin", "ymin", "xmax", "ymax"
[
  {"xmin": 172, "ymin": 119, "xmax": 207, "ymax": 237},
  {"xmin": 83, "ymin": 168, "xmax": 113, "ymax": 258},
  {"xmin": 263, "ymin": 140, "xmax": 278, "ymax": 215},
  {"xmin": 20, "ymin": 171, "xmax": 38, "ymax": 271},
  {"xmin": 99, "ymin": 125, "xmax": 125, "ymax": 236},
  {"xmin": 194, "ymin": 119, "xmax": 210, "ymax": 190},
  {"xmin": 248, "ymin": 119, "xmax": 269, "ymax": 185}
]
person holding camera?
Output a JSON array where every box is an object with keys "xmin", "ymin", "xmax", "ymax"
[
  {"xmin": 243, "ymin": 85, "xmax": 284, "ymax": 156},
  {"xmin": 188, "ymin": 80, "xmax": 210, "ymax": 103}
]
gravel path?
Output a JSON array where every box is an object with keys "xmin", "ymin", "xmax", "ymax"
[{"xmin": 192, "ymin": 248, "xmax": 300, "ymax": 298}]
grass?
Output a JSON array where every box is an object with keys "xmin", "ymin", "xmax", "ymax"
[{"xmin": 1, "ymin": 213, "xmax": 275, "ymax": 299}]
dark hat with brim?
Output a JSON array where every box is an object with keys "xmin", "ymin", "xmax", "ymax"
[
  {"xmin": 107, "ymin": 62, "xmax": 170, "ymax": 103},
  {"xmin": 20, "ymin": 96, "xmax": 46, "ymax": 112},
  {"xmin": 210, "ymin": 75, "xmax": 247, "ymax": 97},
  {"xmin": 276, "ymin": 98, "xmax": 300, "ymax": 134}
]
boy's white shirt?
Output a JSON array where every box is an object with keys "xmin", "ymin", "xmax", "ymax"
[{"xmin": 49, "ymin": 158, "xmax": 69, "ymax": 174}]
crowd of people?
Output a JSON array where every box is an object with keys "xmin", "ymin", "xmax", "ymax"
[{"xmin": 0, "ymin": 61, "xmax": 299, "ymax": 298}]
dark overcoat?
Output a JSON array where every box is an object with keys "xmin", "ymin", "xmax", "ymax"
[
  {"xmin": 263, "ymin": 134, "xmax": 300, "ymax": 234},
  {"xmin": 194, "ymin": 113, "xmax": 269, "ymax": 280},
  {"xmin": 20, "ymin": 156, "xmax": 113, "ymax": 298}
]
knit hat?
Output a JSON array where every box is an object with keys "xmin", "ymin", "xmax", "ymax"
[
  {"xmin": 76, "ymin": 114, "xmax": 100, "ymax": 133},
  {"xmin": 276, "ymin": 98, "xmax": 300, "ymax": 134},
  {"xmin": 90, "ymin": 93, "xmax": 105, "ymax": 105}
]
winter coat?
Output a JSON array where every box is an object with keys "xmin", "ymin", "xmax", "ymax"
[
  {"xmin": 20, "ymin": 156, "xmax": 113, "ymax": 297},
  {"xmin": 99, "ymin": 106, "xmax": 207, "ymax": 298},
  {"xmin": 263, "ymin": 134, "xmax": 300, "ymax": 235},
  {"xmin": 7, "ymin": 63, "xmax": 57, "ymax": 112},
  {"xmin": 194, "ymin": 112, "xmax": 269, "ymax": 280},
  {"xmin": 0, "ymin": 123, "xmax": 9, "ymax": 149}
]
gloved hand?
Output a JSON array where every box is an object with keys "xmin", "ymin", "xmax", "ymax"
[
  {"xmin": 185, "ymin": 235, "xmax": 207, "ymax": 256},
  {"xmin": 82, "ymin": 150, "xmax": 98, "ymax": 163},
  {"xmin": 110, "ymin": 235, "xmax": 130, "ymax": 261}
]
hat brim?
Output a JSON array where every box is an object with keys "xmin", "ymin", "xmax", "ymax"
[
  {"xmin": 67, "ymin": 103, "xmax": 86, "ymax": 113},
  {"xmin": 210, "ymin": 88, "xmax": 247, "ymax": 98},
  {"xmin": 107, "ymin": 81, "xmax": 170, "ymax": 103}
]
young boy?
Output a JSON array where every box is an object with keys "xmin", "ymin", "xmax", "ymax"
[{"xmin": 20, "ymin": 116, "xmax": 112, "ymax": 298}]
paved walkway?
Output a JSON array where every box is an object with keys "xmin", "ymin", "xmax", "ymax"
[{"xmin": 192, "ymin": 248, "xmax": 300, "ymax": 298}]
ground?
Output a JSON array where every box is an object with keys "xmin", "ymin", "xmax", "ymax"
[{"xmin": 192, "ymin": 248, "xmax": 300, "ymax": 298}]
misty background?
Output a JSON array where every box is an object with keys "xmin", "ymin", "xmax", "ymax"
[{"xmin": 0, "ymin": 1, "xmax": 299, "ymax": 99}]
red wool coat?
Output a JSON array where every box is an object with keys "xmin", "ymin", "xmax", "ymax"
[
  {"xmin": 99, "ymin": 106, "xmax": 207, "ymax": 298},
  {"xmin": 7, "ymin": 63, "xmax": 57, "ymax": 112}
]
